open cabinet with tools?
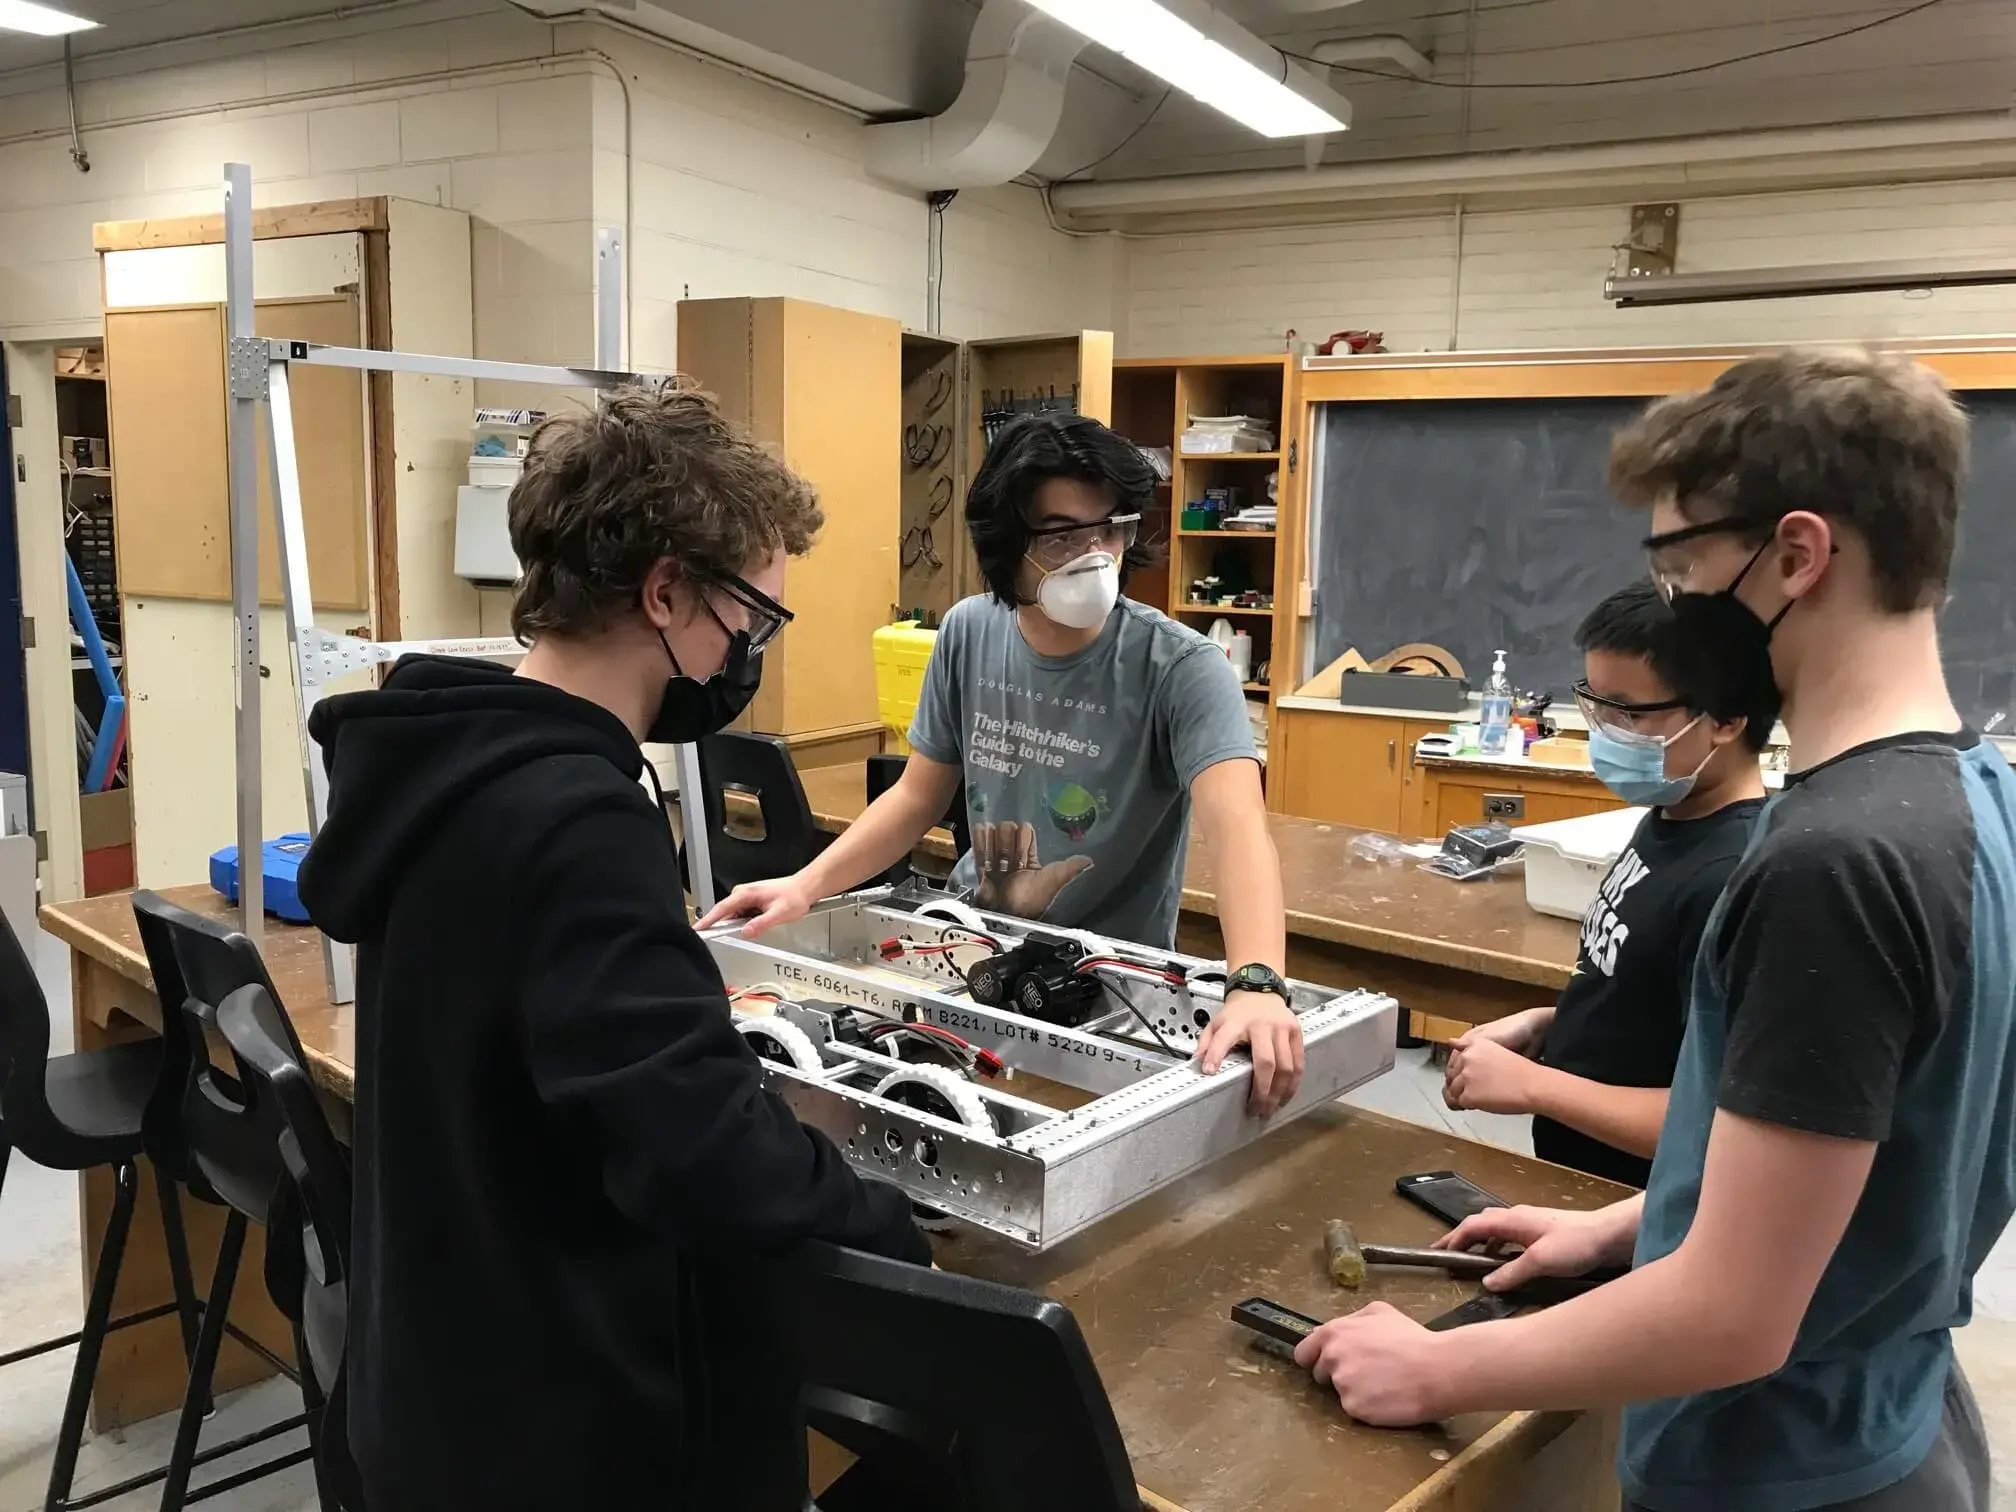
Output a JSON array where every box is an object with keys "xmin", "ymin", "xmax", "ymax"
[{"xmin": 677, "ymin": 303, "xmax": 1114, "ymax": 767}]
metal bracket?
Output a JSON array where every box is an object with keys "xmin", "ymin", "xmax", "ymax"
[
  {"xmin": 1619, "ymin": 202, "xmax": 1681, "ymax": 280},
  {"xmin": 301, "ymin": 627, "xmax": 524, "ymax": 688},
  {"xmin": 227, "ymin": 336, "xmax": 271, "ymax": 400},
  {"xmin": 5, "ymin": 393, "xmax": 20, "ymax": 428}
]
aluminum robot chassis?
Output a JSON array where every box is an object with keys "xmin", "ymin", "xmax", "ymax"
[{"xmin": 706, "ymin": 882, "xmax": 1397, "ymax": 1251}]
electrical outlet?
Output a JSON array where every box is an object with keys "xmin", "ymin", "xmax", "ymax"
[{"xmin": 1483, "ymin": 793, "xmax": 1525, "ymax": 820}]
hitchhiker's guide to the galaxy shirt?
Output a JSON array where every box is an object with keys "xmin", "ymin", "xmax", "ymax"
[{"xmin": 907, "ymin": 594, "xmax": 1256, "ymax": 948}]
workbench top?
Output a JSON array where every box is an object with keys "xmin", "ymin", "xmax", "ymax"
[
  {"xmin": 785, "ymin": 761, "xmax": 1582, "ymax": 992},
  {"xmin": 957, "ymin": 1100, "xmax": 1625, "ymax": 1512},
  {"xmin": 45, "ymin": 885, "xmax": 1621, "ymax": 1511}
]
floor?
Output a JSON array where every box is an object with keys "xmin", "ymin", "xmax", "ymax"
[{"xmin": 4, "ymin": 934, "xmax": 2016, "ymax": 1509}]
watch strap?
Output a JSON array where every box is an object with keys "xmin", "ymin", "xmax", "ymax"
[{"xmin": 1228, "ymin": 963, "xmax": 1290, "ymax": 1000}]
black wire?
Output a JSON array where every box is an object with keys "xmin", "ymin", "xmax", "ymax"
[
  {"xmin": 1123, "ymin": 998, "xmax": 1181, "ymax": 1057},
  {"xmin": 1050, "ymin": 85, "xmax": 1174, "ymax": 183},
  {"xmin": 1282, "ymin": 0, "xmax": 1947, "ymax": 90}
]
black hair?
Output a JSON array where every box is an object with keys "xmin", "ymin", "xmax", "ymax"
[
  {"xmin": 965, "ymin": 412, "xmax": 1164, "ymax": 606},
  {"xmin": 1575, "ymin": 579, "xmax": 1775, "ymax": 752}
]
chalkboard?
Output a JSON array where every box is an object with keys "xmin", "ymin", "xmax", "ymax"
[{"xmin": 1311, "ymin": 393, "xmax": 2016, "ymax": 729}]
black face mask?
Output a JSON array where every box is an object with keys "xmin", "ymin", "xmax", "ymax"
[
  {"xmin": 647, "ymin": 624, "xmax": 763, "ymax": 745},
  {"xmin": 1667, "ymin": 539, "xmax": 1788, "ymax": 734}
]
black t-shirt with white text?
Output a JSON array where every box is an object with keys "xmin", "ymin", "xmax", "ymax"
[{"xmin": 1534, "ymin": 798, "xmax": 1765, "ymax": 1187}]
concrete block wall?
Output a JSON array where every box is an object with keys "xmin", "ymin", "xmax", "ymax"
[
  {"xmin": 592, "ymin": 28, "xmax": 1123, "ymax": 375},
  {"xmin": 1122, "ymin": 179, "xmax": 2016, "ymax": 358},
  {"xmin": 0, "ymin": 7, "xmax": 597, "ymax": 376}
]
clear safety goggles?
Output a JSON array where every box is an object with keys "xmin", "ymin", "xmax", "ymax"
[
  {"xmin": 1024, "ymin": 512, "xmax": 1140, "ymax": 570},
  {"xmin": 1573, "ymin": 679, "xmax": 1698, "ymax": 742}
]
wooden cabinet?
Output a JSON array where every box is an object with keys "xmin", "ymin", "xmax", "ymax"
[
  {"xmin": 1422, "ymin": 766, "xmax": 1624, "ymax": 835},
  {"xmin": 896, "ymin": 329, "xmax": 1116, "ymax": 620},
  {"xmin": 1276, "ymin": 704, "xmax": 1627, "ymax": 837},
  {"xmin": 679, "ymin": 297, "xmax": 902, "ymax": 752},
  {"xmin": 1275, "ymin": 707, "xmax": 1411, "ymax": 831}
]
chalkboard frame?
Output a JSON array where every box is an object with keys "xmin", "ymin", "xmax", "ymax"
[
  {"xmin": 1301, "ymin": 377, "xmax": 2016, "ymax": 730},
  {"xmin": 1280, "ymin": 345, "xmax": 2016, "ymax": 711}
]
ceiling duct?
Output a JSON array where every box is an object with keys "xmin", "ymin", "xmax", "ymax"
[{"xmin": 867, "ymin": 0, "xmax": 1088, "ymax": 190}]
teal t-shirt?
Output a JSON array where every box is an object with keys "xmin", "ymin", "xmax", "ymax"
[
  {"xmin": 907, "ymin": 594, "xmax": 1255, "ymax": 949},
  {"xmin": 1624, "ymin": 732, "xmax": 2016, "ymax": 1511}
]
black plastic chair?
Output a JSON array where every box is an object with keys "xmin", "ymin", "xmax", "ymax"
[
  {"xmin": 0, "ymin": 906, "xmax": 206, "ymax": 1512},
  {"xmin": 130, "ymin": 891, "xmax": 326, "ymax": 1510},
  {"xmin": 865, "ymin": 754, "xmax": 970, "ymax": 886},
  {"xmin": 695, "ymin": 731, "xmax": 826, "ymax": 893},
  {"xmin": 216, "ymin": 982, "xmax": 360, "ymax": 1511},
  {"xmin": 773, "ymin": 1242, "xmax": 1138, "ymax": 1512}
]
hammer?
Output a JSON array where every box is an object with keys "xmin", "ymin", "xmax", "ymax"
[{"xmin": 1324, "ymin": 1219, "xmax": 1502, "ymax": 1288}]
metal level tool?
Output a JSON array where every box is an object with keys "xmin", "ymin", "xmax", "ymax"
[
  {"xmin": 215, "ymin": 167, "xmax": 701, "ymax": 1002},
  {"xmin": 708, "ymin": 882, "xmax": 1397, "ymax": 1250}
]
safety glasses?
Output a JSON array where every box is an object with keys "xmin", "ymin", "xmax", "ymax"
[
  {"xmin": 709, "ymin": 572, "xmax": 793, "ymax": 653},
  {"xmin": 1573, "ymin": 679, "xmax": 1692, "ymax": 741},
  {"xmin": 1024, "ymin": 512, "xmax": 1141, "ymax": 569},
  {"xmin": 1640, "ymin": 516, "xmax": 1775, "ymax": 602}
]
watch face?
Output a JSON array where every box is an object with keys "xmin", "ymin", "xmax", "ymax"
[{"xmin": 1232, "ymin": 965, "xmax": 1287, "ymax": 996}]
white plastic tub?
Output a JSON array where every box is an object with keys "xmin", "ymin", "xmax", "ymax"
[{"xmin": 1511, "ymin": 806, "xmax": 1648, "ymax": 920}]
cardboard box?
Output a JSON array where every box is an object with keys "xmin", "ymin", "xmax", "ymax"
[{"xmin": 80, "ymin": 787, "xmax": 131, "ymax": 853}]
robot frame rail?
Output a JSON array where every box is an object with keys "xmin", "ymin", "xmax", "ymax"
[{"xmin": 705, "ymin": 884, "xmax": 1397, "ymax": 1250}]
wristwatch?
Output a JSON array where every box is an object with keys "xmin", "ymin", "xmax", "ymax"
[{"xmin": 1226, "ymin": 963, "xmax": 1291, "ymax": 1002}]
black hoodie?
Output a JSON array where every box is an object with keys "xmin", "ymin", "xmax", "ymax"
[{"xmin": 298, "ymin": 656, "xmax": 926, "ymax": 1511}]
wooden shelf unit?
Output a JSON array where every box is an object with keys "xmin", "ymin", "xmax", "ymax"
[
  {"xmin": 1174, "ymin": 603, "xmax": 1274, "ymax": 618},
  {"xmin": 1115, "ymin": 352, "xmax": 1298, "ymax": 766}
]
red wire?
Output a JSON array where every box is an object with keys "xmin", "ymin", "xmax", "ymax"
[{"xmin": 1075, "ymin": 956, "xmax": 1185, "ymax": 985}]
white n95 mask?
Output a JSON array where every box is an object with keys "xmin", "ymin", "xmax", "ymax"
[{"xmin": 1029, "ymin": 550, "xmax": 1119, "ymax": 630}]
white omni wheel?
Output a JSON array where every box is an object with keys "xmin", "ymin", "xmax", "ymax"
[
  {"xmin": 869, "ymin": 1063, "xmax": 995, "ymax": 1233},
  {"xmin": 733, "ymin": 1014, "xmax": 825, "ymax": 1074}
]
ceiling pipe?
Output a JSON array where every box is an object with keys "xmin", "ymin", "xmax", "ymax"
[{"xmin": 1047, "ymin": 111, "xmax": 2016, "ymax": 222}]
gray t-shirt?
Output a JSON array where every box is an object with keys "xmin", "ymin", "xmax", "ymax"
[{"xmin": 907, "ymin": 594, "xmax": 1256, "ymax": 948}]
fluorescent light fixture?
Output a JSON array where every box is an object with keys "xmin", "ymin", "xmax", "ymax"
[
  {"xmin": 0, "ymin": 1, "xmax": 98, "ymax": 36},
  {"xmin": 1608, "ymin": 256, "xmax": 2016, "ymax": 308},
  {"xmin": 1025, "ymin": 0, "xmax": 1348, "ymax": 138}
]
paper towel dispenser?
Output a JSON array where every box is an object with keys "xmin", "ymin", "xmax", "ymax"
[{"xmin": 454, "ymin": 485, "xmax": 521, "ymax": 587}]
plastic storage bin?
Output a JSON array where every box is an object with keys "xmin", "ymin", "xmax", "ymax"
[
  {"xmin": 209, "ymin": 835, "xmax": 314, "ymax": 923},
  {"xmin": 873, "ymin": 621, "xmax": 937, "ymax": 756},
  {"xmin": 1511, "ymin": 807, "xmax": 1648, "ymax": 920}
]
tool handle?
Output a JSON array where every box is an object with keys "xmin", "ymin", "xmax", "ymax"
[{"xmin": 1360, "ymin": 1244, "xmax": 1502, "ymax": 1276}]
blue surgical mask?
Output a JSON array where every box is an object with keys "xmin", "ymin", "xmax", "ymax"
[{"xmin": 1587, "ymin": 716, "xmax": 1709, "ymax": 807}]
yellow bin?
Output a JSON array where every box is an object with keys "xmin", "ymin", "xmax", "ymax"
[{"xmin": 873, "ymin": 621, "xmax": 937, "ymax": 756}]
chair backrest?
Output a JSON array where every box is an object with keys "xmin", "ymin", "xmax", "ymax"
[
  {"xmin": 775, "ymin": 1242, "xmax": 1137, "ymax": 1512},
  {"xmin": 130, "ymin": 891, "xmax": 298, "ymax": 1222},
  {"xmin": 0, "ymin": 898, "xmax": 57, "ymax": 1152},
  {"xmin": 697, "ymin": 731, "xmax": 824, "ymax": 891},
  {"xmin": 216, "ymin": 981, "xmax": 361, "ymax": 1505},
  {"xmin": 866, "ymin": 754, "xmax": 971, "ymax": 885}
]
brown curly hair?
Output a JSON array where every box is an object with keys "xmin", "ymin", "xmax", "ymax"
[{"xmin": 507, "ymin": 381, "xmax": 823, "ymax": 640}]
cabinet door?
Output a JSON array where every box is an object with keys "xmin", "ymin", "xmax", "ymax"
[
  {"xmin": 1276, "ymin": 710, "xmax": 1404, "ymax": 831},
  {"xmin": 1398, "ymin": 718, "xmax": 1454, "ymax": 838},
  {"xmin": 1430, "ymin": 772, "xmax": 1626, "ymax": 835}
]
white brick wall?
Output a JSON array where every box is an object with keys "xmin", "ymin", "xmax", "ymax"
[
  {"xmin": 595, "ymin": 29, "xmax": 1122, "ymax": 373},
  {"xmin": 0, "ymin": 13, "xmax": 1122, "ymax": 374},
  {"xmin": 1123, "ymin": 180, "xmax": 2016, "ymax": 358},
  {"xmin": 0, "ymin": 8, "xmax": 594, "ymax": 378}
]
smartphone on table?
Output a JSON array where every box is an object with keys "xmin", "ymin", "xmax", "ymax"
[{"xmin": 1395, "ymin": 1169, "xmax": 1507, "ymax": 1228}]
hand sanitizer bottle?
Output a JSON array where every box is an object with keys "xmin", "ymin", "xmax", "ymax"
[{"xmin": 1480, "ymin": 649, "xmax": 1513, "ymax": 756}]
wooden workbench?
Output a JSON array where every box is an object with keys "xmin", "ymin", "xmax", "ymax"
[
  {"xmin": 784, "ymin": 759, "xmax": 1581, "ymax": 1040},
  {"xmin": 43, "ymin": 886, "xmax": 1620, "ymax": 1511}
]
